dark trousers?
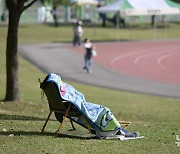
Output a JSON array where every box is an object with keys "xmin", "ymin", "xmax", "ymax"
[{"xmin": 73, "ymin": 35, "xmax": 81, "ymax": 46}]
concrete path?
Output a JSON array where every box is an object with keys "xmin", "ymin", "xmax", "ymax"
[{"xmin": 19, "ymin": 43, "xmax": 180, "ymax": 98}]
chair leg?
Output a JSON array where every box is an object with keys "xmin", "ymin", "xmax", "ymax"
[
  {"xmin": 70, "ymin": 119, "xmax": 76, "ymax": 130},
  {"xmin": 122, "ymin": 124, "xmax": 129, "ymax": 129},
  {"xmin": 119, "ymin": 121, "xmax": 131, "ymax": 129},
  {"xmin": 55, "ymin": 103, "xmax": 71, "ymax": 134},
  {"xmin": 41, "ymin": 111, "xmax": 52, "ymax": 133}
]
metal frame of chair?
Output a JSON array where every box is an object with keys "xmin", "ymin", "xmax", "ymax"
[{"xmin": 40, "ymin": 81, "xmax": 91, "ymax": 134}]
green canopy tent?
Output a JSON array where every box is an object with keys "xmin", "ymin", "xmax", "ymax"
[
  {"xmin": 97, "ymin": 0, "xmax": 180, "ymax": 40},
  {"xmin": 97, "ymin": 0, "xmax": 180, "ymax": 16}
]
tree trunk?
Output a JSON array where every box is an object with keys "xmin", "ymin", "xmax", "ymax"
[{"xmin": 4, "ymin": 5, "xmax": 21, "ymax": 101}]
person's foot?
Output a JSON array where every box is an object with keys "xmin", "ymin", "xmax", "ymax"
[
  {"xmin": 83, "ymin": 67, "xmax": 87, "ymax": 72},
  {"xmin": 87, "ymin": 69, "xmax": 92, "ymax": 74},
  {"xmin": 125, "ymin": 132, "xmax": 140, "ymax": 137}
]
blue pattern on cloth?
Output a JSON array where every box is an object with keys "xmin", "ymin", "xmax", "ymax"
[{"xmin": 46, "ymin": 73, "xmax": 121, "ymax": 132}]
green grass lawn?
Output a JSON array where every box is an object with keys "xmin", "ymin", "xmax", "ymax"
[{"xmin": 0, "ymin": 23, "xmax": 180, "ymax": 154}]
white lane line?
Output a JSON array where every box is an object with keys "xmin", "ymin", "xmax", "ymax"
[
  {"xmin": 133, "ymin": 50, "xmax": 169, "ymax": 74},
  {"xmin": 134, "ymin": 54, "xmax": 152, "ymax": 64},
  {"xmin": 110, "ymin": 48, "xmax": 156, "ymax": 67},
  {"xmin": 110, "ymin": 45, "xmax": 171, "ymax": 67},
  {"xmin": 109, "ymin": 44, "xmax": 180, "ymax": 74},
  {"xmin": 157, "ymin": 52, "xmax": 180, "ymax": 70},
  {"xmin": 134, "ymin": 45, "xmax": 180, "ymax": 65},
  {"xmin": 110, "ymin": 51, "xmax": 141, "ymax": 65}
]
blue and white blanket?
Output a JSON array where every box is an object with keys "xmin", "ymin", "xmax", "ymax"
[{"xmin": 44, "ymin": 73, "xmax": 122, "ymax": 136}]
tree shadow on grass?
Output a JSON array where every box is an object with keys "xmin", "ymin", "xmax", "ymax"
[
  {"xmin": 0, "ymin": 130, "xmax": 97, "ymax": 140},
  {"xmin": 0, "ymin": 114, "xmax": 97, "ymax": 139}
]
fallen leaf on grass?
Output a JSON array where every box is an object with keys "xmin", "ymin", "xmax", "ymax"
[
  {"xmin": 9, "ymin": 134, "xmax": 14, "ymax": 137},
  {"xmin": 3, "ymin": 128, "xmax": 7, "ymax": 132}
]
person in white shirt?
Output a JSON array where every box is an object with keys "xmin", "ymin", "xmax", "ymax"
[
  {"xmin": 73, "ymin": 20, "xmax": 83, "ymax": 46},
  {"xmin": 83, "ymin": 38, "xmax": 93, "ymax": 73}
]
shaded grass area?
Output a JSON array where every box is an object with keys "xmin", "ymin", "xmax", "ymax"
[
  {"xmin": 0, "ymin": 93, "xmax": 180, "ymax": 154},
  {"xmin": 0, "ymin": 23, "xmax": 180, "ymax": 154}
]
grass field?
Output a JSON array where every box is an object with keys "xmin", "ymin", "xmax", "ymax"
[{"xmin": 0, "ymin": 23, "xmax": 180, "ymax": 154}]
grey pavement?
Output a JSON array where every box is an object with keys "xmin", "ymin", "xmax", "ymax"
[{"xmin": 19, "ymin": 43, "xmax": 180, "ymax": 99}]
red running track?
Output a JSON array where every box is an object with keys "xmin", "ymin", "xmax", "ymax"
[{"xmin": 65, "ymin": 40, "xmax": 180, "ymax": 85}]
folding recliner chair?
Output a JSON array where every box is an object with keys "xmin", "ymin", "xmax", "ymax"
[
  {"xmin": 40, "ymin": 80, "xmax": 92, "ymax": 134},
  {"xmin": 39, "ymin": 73, "xmax": 137, "ymax": 139}
]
